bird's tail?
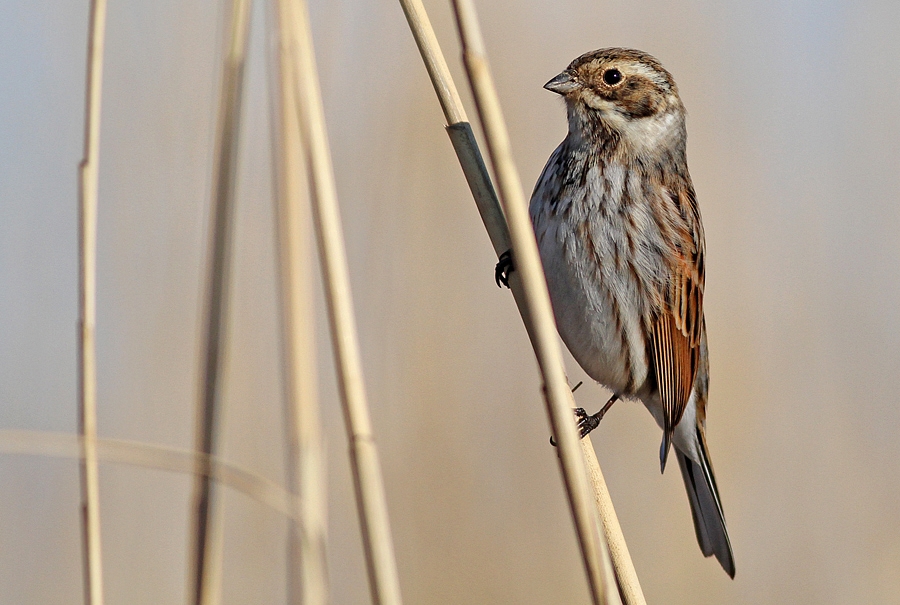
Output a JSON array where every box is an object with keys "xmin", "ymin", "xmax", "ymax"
[{"xmin": 676, "ymin": 430, "xmax": 735, "ymax": 578}]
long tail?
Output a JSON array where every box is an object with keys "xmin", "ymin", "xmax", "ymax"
[{"xmin": 676, "ymin": 431, "xmax": 735, "ymax": 578}]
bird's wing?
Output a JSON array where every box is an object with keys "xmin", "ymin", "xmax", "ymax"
[{"xmin": 651, "ymin": 185, "xmax": 705, "ymax": 466}]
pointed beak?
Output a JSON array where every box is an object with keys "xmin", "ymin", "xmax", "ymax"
[{"xmin": 544, "ymin": 71, "xmax": 579, "ymax": 95}]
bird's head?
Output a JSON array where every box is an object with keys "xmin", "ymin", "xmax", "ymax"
[{"xmin": 545, "ymin": 48, "xmax": 686, "ymax": 156}]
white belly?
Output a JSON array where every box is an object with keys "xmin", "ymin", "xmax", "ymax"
[{"xmin": 536, "ymin": 215, "xmax": 650, "ymax": 396}]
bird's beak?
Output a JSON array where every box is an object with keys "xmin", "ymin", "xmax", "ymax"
[{"xmin": 544, "ymin": 71, "xmax": 579, "ymax": 95}]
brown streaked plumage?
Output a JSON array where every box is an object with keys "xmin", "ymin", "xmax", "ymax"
[{"xmin": 526, "ymin": 47, "xmax": 734, "ymax": 576}]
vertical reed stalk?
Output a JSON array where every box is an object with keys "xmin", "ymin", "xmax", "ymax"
[
  {"xmin": 269, "ymin": 0, "xmax": 328, "ymax": 602},
  {"xmin": 450, "ymin": 3, "xmax": 619, "ymax": 603},
  {"xmin": 77, "ymin": 0, "xmax": 108, "ymax": 603},
  {"xmin": 285, "ymin": 1, "xmax": 403, "ymax": 604},
  {"xmin": 190, "ymin": 1, "xmax": 253, "ymax": 604}
]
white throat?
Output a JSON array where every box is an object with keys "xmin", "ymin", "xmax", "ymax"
[{"xmin": 606, "ymin": 109, "xmax": 681, "ymax": 157}]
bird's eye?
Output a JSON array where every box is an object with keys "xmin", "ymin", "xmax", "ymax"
[{"xmin": 602, "ymin": 68, "xmax": 623, "ymax": 86}]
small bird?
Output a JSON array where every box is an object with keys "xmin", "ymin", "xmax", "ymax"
[{"xmin": 507, "ymin": 47, "xmax": 734, "ymax": 576}]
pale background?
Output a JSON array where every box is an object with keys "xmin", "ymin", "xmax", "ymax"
[{"xmin": 2, "ymin": 1, "xmax": 899, "ymax": 604}]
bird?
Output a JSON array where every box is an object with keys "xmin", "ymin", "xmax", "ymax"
[{"xmin": 501, "ymin": 47, "xmax": 734, "ymax": 577}]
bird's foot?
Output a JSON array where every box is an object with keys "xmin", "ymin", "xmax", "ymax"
[
  {"xmin": 549, "ymin": 407, "xmax": 600, "ymax": 447},
  {"xmin": 575, "ymin": 407, "xmax": 603, "ymax": 437},
  {"xmin": 549, "ymin": 394, "xmax": 619, "ymax": 447},
  {"xmin": 495, "ymin": 249, "xmax": 513, "ymax": 288}
]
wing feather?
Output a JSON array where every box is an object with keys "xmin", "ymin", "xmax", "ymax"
[{"xmin": 651, "ymin": 185, "xmax": 705, "ymax": 451}]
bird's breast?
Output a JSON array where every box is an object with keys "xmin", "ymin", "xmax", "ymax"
[{"xmin": 531, "ymin": 152, "xmax": 671, "ymax": 397}]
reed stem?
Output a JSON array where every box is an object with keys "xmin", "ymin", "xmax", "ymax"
[
  {"xmin": 397, "ymin": 0, "xmax": 644, "ymax": 603},
  {"xmin": 0, "ymin": 430, "xmax": 298, "ymax": 519},
  {"xmin": 287, "ymin": 1, "xmax": 404, "ymax": 603},
  {"xmin": 269, "ymin": 0, "xmax": 328, "ymax": 602},
  {"xmin": 77, "ymin": 0, "xmax": 109, "ymax": 602},
  {"xmin": 450, "ymin": 3, "xmax": 619, "ymax": 602},
  {"xmin": 190, "ymin": 1, "xmax": 253, "ymax": 603}
]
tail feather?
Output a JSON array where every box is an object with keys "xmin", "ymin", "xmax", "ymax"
[
  {"xmin": 676, "ymin": 438, "xmax": 735, "ymax": 578},
  {"xmin": 659, "ymin": 431, "xmax": 672, "ymax": 473}
]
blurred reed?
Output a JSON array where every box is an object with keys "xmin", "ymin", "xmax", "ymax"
[
  {"xmin": 190, "ymin": 0, "xmax": 253, "ymax": 603},
  {"xmin": 68, "ymin": 0, "xmax": 407, "ymax": 603},
  {"xmin": 77, "ymin": 0, "xmax": 108, "ymax": 603},
  {"xmin": 286, "ymin": 0, "xmax": 404, "ymax": 604},
  {"xmin": 269, "ymin": 0, "xmax": 327, "ymax": 602},
  {"xmin": 0, "ymin": 430, "xmax": 296, "ymax": 518}
]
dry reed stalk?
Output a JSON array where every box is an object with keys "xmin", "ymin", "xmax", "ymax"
[
  {"xmin": 397, "ymin": 1, "xmax": 644, "ymax": 603},
  {"xmin": 286, "ymin": 1, "xmax": 403, "ymax": 604},
  {"xmin": 450, "ymin": 3, "xmax": 619, "ymax": 603},
  {"xmin": 581, "ymin": 441, "xmax": 645, "ymax": 605},
  {"xmin": 0, "ymin": 430, "xmax": 296, "ymax": 518},
  {"xmin": 190, "ymin": 0, "xmax": 253, "ymax": 604},
  {"xmin": 396, "ymin": 0, "xmax": 510, "ymax": 256},
  {"xmin": 77, "ymin": 0, "xmax": 108, "ymax": 602},
  {"xmin": 400, "ymin": 0, "xmax": 645, "ymax": 605},
  {"xmin": 269, "ymin": 0, "xmax": 328, "ymax": 602}
]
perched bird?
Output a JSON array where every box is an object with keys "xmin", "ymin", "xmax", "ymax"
[{"xmin": 505, "ymin": 47, "xmax": 734, "ymax": 576}]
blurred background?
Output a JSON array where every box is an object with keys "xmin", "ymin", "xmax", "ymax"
[{"xmin": 2, "ymin": 0, "xmax": 899, "ymax": 603}]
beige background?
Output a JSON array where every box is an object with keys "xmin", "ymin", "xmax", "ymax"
[{"xmin": 1, "ymin": 0, "xmax": 899, "ymax": 603}]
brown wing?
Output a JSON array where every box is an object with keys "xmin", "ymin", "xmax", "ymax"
[{"xmin": 651, "ymin": 186, "xmax": 705, "ymax": 460}]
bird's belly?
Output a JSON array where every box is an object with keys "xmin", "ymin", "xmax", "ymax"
[{"xmin": 540, "ymin": 238, "xmax": 646, "ymax": 395}]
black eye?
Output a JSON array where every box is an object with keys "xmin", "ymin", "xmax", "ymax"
[{"xmin": 602, "ymin": 68, "xmax": 623, "ymax": 86}]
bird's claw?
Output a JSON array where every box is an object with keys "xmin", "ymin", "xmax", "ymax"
[
  {"xmin": 495, "ymin": 249, "xmax": 514, "ymax": 288},
  {"xmin": 550, "ymin": 407, "xmax": 602, "ymax": 447},
  {"xmin": 575, "ymin": 407, "xmax": 602, "ymax": 438}
]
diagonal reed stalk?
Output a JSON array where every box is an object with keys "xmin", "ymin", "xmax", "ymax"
[
  {"xmin": 451, "ymin": 2, "xmax": 618, "ymax": 602},
  {"xmin": 285, "ymin": 1, "xmax": 403, "ymax": 604},
  {"xmin": 77, "ymin": 1, "xmax": 109, "ymax": 603},
  {"xmin": 269, "ymin": 0, "xmax": 328, "ymax": 602},
  {"xmin": 190, "ymin": 0, "xmax": 253, "ymax": 604},
  {"xmin": 581, "ymin": 441, "xmax": 645, "ymax": 605},
  {"xmin": 397, "ymin": 0, "xmax": 645, "ymax": 603}
]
